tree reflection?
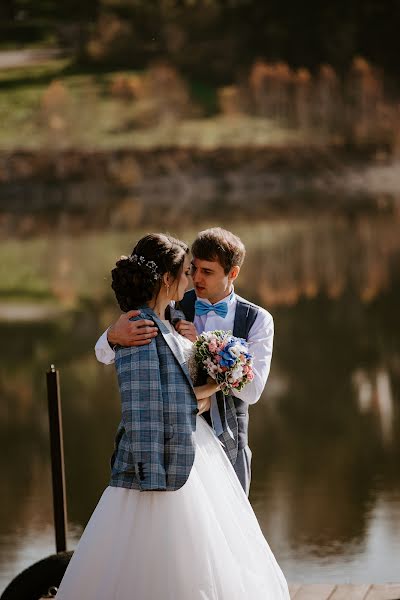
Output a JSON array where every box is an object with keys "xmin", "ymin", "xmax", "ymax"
[{"xmin": 249, "ymin": 282, "xmax": 400, "ymax": 553}]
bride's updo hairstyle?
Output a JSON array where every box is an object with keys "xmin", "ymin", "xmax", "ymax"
[{"xmin": 111, "ymin": 233, "xmax": 189, "ymax": 312}]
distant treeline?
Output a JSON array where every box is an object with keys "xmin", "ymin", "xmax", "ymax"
[
  {"xmin": 1, "ymin": 0, "xmax": 400, "ymax": 85},
  {"xmin": 35, "ymin": 58, "xmax": 399, "ymax": 151}
]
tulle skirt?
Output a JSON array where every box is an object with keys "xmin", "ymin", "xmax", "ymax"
[{"xmin": 56, "ymin": 416, "xmax": 290, "ymax": 600}]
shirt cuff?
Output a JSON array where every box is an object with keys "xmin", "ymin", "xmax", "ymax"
[
  {"xmin": 231, "ymin": 380, "xmax": 260, "ymax": 405},
  {"xmin": 94, "ymin": 329, "xmax": 116, "ymax": 365}
]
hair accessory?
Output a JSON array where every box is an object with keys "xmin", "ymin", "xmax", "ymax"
[{"xmin": 126, "ymin": 254, "xmax": 160, "ymax": 280}]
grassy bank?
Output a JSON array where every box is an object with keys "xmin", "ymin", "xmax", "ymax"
[
  {"xmin": 0, "ymin": 59, "xmax": 325, "ymax": 151},
  {"xmin": 1, "ymin": 49, "xmax": 398, "ymax": 154}
]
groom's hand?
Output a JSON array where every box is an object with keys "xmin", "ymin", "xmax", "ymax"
[
  {"xmin": 174, "ymin": 320, "xmax": 198, "ymax": 342},
  {"xmin": 107, "ymin": 310, "xmax": 158, "ymax": 347}
]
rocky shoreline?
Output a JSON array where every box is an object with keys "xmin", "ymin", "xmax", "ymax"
[
  {"xmin": 0, "ymin": 145, "xmax": 398, "ymax": 236},
  {"xmin": 0, "ymin": 145, "xmax": 389, "ymax": 183}
]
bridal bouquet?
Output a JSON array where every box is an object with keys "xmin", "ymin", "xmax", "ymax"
[{"xmin": 191, "ymin": 330, "xmax": 254, "ymax": 395}]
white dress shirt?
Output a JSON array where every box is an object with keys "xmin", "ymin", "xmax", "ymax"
[
  {"xmin": 193, "ymin": 292, "xmax": 274, "ymax": 405},
  {"xmin": 95, "ymin": 291, "xmax": 274, "ymax": 407}
]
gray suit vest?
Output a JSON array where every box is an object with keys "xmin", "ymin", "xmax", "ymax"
[{"xmin": 177, "ymin": 289, "xmax": 259, "ymax": 458}]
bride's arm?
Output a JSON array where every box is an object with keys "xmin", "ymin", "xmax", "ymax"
[{"xmin": 193, "ymin": 378, "xmax": 220, "ymax": 414}]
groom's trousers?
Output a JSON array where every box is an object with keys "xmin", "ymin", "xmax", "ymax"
[
  {"xmin": 202, "ymin": 411, "xmax": 252, "ymax": 497},
  {"xmin": 234, "ymin": 446, "xmax": 252, "ymax": 497}
]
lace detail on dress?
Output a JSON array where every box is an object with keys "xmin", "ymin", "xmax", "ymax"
[{"xmin": 162, "ymin": 320, "xmax": 197, "ymax": 381}]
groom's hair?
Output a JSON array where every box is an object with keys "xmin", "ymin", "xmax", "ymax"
[{"xmin": 191, "ymin": 227, "xmax": 246, "ymax": 274}]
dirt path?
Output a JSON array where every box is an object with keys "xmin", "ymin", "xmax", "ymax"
[{"xmin": 0, "ymin": 48, "xmax": 63, "ymax": 69}]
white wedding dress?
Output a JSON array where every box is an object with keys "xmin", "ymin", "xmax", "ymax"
[{"xmin": 56, "ymin": 324, "xmax": 290, "ymax": 600}]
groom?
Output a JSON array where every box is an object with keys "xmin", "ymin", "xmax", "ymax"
[{"xmin": 95, "ymin": 227, "xmax": 274, "ymax": 495}]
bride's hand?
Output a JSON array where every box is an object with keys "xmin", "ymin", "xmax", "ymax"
[
  {"xmin": 197, "ymin": 396, "xmax": 211, "ymax": 415},
  {"xmin": 207, "ymin": 376, "xmax": 221, "ymax": 391}
]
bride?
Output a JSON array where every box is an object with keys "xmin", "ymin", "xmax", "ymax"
[{"xmin": 56, "ymin": 233, "xmax": 290, "ymax": 600}]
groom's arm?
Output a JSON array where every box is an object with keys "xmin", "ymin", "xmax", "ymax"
[
  {"xmin": 95, "ymin": 310, "xmax": 158, "ymax": 365},
  {"xmin": 231, "ymin": 308, "xmax": 274, "ymax": 405}
]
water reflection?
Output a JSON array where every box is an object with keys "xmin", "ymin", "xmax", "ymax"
[
  {"xmin": 244, "ymin": 215, "xmax": 400, "ymax": 306},
  {"xmin": 1, "ymin": 230, "xmax": 400, "ymax": 590},
  {"xmin": 353, "ymin": 368, "xmax": 395, "ymax": 444},
  {"xmin": 1, "ymin": 215, "xmax": 400, "ymax": 310},
  {"xmin": 248, "ymin": 286, "xmax": 400, "ymax": 581}
]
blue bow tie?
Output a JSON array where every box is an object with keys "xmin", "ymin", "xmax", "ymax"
[{"xmin": 195, "ymin": 299, "xmax": 228, "ymax": 318}]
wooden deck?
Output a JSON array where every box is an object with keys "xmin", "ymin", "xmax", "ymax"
[
  {"xmin": 38, "ymin": 584, "xmax": 400, "ymax": 599},
  {"xmin": 289, "ymin": 584, "xmax": 400, "ymax": 599}
]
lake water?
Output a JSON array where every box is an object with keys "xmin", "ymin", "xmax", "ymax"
[{"xmin": 1, "ymin": 212, "xmax": 400, "ymax": 592}]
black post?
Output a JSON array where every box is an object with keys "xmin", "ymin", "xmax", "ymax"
[{"xmin": 46, "ymin": 364, "xmax": 68, "ymax": 554}]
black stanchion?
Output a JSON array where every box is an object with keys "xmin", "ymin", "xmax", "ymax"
[
  {"xmin": 46, "ymin": 364, "xmax": 68, "ymax": 554},
  {"xmin": 1, "ymin": 366, "xmax": 73, "ymax": 600}
]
